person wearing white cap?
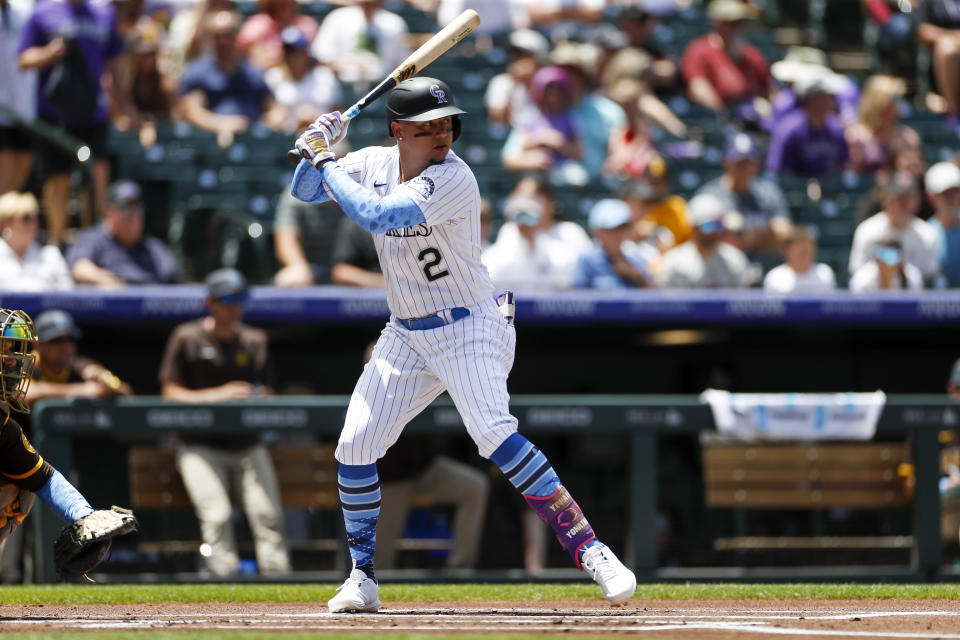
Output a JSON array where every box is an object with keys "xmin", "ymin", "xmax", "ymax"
[
  {"xmin": 481, "ymin": 177, "xmax": 591, "ymax": 290},
  {"xmin": 573, "ymin": 198, "xmax": 658, "ymax": 289},
  {"xmin": 657, "ymin": 193, "xmax": 751, "ymax": 288},
  {"xmin": 925, "ymin": 161, "xmax": 960, "ymax": 286}
]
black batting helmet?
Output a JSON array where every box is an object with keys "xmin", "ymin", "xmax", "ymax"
[{"xmin": 386, "ymin": 77, "xmax": 466, "ymax": 141}]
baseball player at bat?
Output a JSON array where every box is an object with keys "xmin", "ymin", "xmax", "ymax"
[
  {"xmin": 0, "ymin": 309, "xmax": 137, "ymax": 582},
  {"xmin": 290, "ymin": 77, "xmax": 636, "ymax": 612}
]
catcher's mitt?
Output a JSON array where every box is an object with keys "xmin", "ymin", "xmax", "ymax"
[{"xmin": 54, "ymin": 506, "xmax": 138, "ymax": 581}]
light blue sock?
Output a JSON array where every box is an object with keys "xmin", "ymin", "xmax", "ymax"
[
  {"xmin": 35, "ymin": 470, "xmax": 94, "ymax": 523},
  {"xmin": 490, "ymin": 432, "xmax": 561, "ymax": 497},
  {"xmin": 338, "ymin": 462, "xmax": 380, "ymax": 582}
]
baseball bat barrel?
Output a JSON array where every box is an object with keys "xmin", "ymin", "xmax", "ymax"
[{"xmin": 286, "ymin": 9, "xmax": 480, "ymax": 165}]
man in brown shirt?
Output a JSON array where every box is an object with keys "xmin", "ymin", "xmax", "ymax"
[{"xmin": 158, "ymin": 268, "xmax": 290, "ymax": 576}]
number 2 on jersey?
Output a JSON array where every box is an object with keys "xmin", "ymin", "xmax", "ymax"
[{"xmin": 418, "ymin": 247, "xmax": 450, "ymax": 282}]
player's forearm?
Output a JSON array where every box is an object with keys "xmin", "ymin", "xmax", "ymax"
[
  {"xmin": 318, "ymin": 162, "xmax": 425, "ymax": 233},
  {"xmin": 687, "ymin": 77, "xmax": 723, "ymax": 111},
  {"xmin": 37, "ymin": 470, "xmax": 94, "ymax": 523},
  {"xmin": 70, "ymin": 259, "xmax": 123, "ymax": 286},
  {"xmin": 331, "ymin": 262, "xmax": 385, "ymax": 288}
]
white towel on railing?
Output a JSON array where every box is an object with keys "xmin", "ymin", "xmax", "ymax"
[{"xmin": 699, "ymin": 389, "xmax": 887, "ymax": 440}]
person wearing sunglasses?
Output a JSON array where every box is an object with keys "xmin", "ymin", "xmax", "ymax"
[
  {"xmin": 657, "ymin": 192, "xmax": 752, "ymax": 288},
  {"xmin": 0, "ymin": 191, "xmax": 71, "ymax": 291},
  {"xmin": 850, "ymin": 237, "xmax": 924, "ymax": 292},
  {"xmin": 158, "ymin": 268, "xmax": 290, "ymax": 577}
]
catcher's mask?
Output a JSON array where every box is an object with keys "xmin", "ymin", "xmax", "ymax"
[
  {"xmin": 386, "ymin": 77, "xmax": 466, "ymax": 141},
  {"xmin": 0, "ymin": 309, "xmax": 37, "ymax": 413}
]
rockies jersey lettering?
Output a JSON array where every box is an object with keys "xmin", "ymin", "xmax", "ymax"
[{"xmin": 333, "ymin": 146, "xmax": 494, "ymax": 319}]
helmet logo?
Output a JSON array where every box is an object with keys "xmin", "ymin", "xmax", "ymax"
[{"xmin": 429, "ymin": 84, "xmax": 447, "ymax": 104}]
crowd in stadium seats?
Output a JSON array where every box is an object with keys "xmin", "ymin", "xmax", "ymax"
[{"xmin": 3, "ymin": 0, "xmax": 960, "ymax": 292}]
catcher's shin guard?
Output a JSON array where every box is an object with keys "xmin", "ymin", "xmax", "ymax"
[{"xmin": 0, "ymin": 483, "xmax": 35, "ymax": 544}]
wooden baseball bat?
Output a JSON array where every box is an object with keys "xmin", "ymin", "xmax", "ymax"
[{"xmin": 286, "ymin": 9, "xmax": 480, "ymax": 165}]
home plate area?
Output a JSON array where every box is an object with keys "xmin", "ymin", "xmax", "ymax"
[{"xmin": 2, "ymin": 600, "xmax": 960, "ymax": 638}]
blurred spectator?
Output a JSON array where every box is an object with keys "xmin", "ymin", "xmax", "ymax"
[
  {"xmin": 855, "ymin": 139, "xmax": 932, "ymax": 223},
  {"xmin": 311, "ymin": 0, "xmax": 411, "ymax": 86},
  {"xmin": 943, "ymin": 357, "xmax": 960, "ymax": 545},
  {"xmin": 849, "ymin": 237, "xmax": 924, "ymax": 291},
  {"xmin": 177, "ymin": 10, "xmax": 284, "ymax": 148},
  {"xmin": 862, "ymin": 0, "xmax": 917, "ymax": 78},
  {"xmin": 331, "ymin": 217, "xmax": 384, "ymax": 288},
  {"xmin": 118, "ymin": 19, "xmax": 177, "ymax": 148},
  {"xmin": 18, "ymin": 0, "xmax": 130, "ymax": 244},
  {"xmin": 681, "ymin": 0, "xmax": 773, "ymax": 124},
  {"xmin": 846, "ymin": 75, "xmax": 920, "ymax": 175},
  {"xmin": 112, "ymin": 0, "xmax": 145, "ymax": 41},
  {"xmin": 602, "ymin": 52, "xmax": 686, "ymax": 138},
  {"xmin": 433, "ymin": 0, "xmax": 530, "ymax": 35},
  {"xmin": 484, "ymin": 28, "xmax": 548, "ymax": 127},
  {"xmin": 524, "ymin": 0, "xmax": 604, "ymax": 31},
  {"xmin": 501, "ymin": 65, "xmax": 584, "ymax": 180},
  {"xmin": 619, "ymin": 174, "xmax": 690, "ymax": 251},
  {"xmin": 617, "ymin": 5, "xmax": 681, "ymax": 95},
  {"xmin": 915, "ymin": 0, "xmax": 960, "ymax": 127},
  {"xmin": 481, "ymin": 177, "xmax": 591, "ymax": 290},
  {"xmin": 770, "ymin": 47, "xmax": 859, "ymax": 125},
  {"xmin": 159, "ymin": 268, "xmax": 291, "ymax": 577},
  {"xmin": 265, "ymin": 26, "xmax": 343, "ymax": 135},
  {"xmin": 0, "ymin": 191, "xmax": 72, "ymax": 291},
  {"xmin": 573, "ymin": 198, "xmax": 657, "ymax": 289},
  {"xmin": 236, "ymin": 0, "xmax": 318, "ymax": 71},
  {"xmin": 657, "ymin": 192, "xmax": 751, "ymax": 288},
  {"xmin": 924, "ymin": 161, "xmax": 960, "ymax": 286},
  {"xmin": 765, "ymin": 69, "xmax": 849, "ymax": 178},
  {"xmin": 604, "ymin": 79, "xmax": 662, "ymax": 181},
  {"xmin": 168, "ymin": 0, "xmax": 233, "ymax": 75},
  {"xmin": 762, "ymin": 225, "xmax": 837, "ymax": 293},
  {"xmin": 66, "ymin": 180, "xmax": 182, "ymax": 286},
  {"xmin": 0, "ymin": 0, "xmax": 36, "ymax": 194},
  {"xmin": 849, "ymin": 171, "xmax": 940, "ymax": 281},
  {"xmin": 549, "ymin": 40, "xmax": 627, "ymax": 182},
  {"xmin": 27, "ymin": 309, "xmax": 132, "ymax": 405},
  {"xmin": 272, "ymin": 190, "xmax": 343, "ymax": 287},
  {"xmin": 697, "ymin": 132, "xmax": 792, "ymax": 254}
]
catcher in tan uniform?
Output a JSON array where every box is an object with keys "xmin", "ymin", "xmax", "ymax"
[{"xmin": 0, "ymin": 309, "xmax": 137, "ymax": 581}]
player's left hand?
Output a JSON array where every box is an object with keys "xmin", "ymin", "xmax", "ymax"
[
  {"xmin": 295, "ymin": 114, "xmax": 341, "ymax": 168},
  {"xmin": 54, "ymin": 506, "xmax": 139, "ymax": 582}
]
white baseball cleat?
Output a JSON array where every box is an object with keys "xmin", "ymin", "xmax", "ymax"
[
  {"xmin": 327, "ymin": 568, "xmax": 381, "ymax": 613},
  {"xmin": 580, "ymin": 543, "xmax": 637, "ymax": 605}
]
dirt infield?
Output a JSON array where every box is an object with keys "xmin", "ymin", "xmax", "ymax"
[{"xmin": 2, "ymin": 599, "xmax": 960, "ymax": 637}]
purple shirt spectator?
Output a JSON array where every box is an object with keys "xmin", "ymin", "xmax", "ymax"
[
  {"xmin": 17, "ymin": 0, "xmax": 123, "ymax": 124},
  {"xmin": 66, "ymin": 223, "xmax": 182, "ymax": 285},
  {"xmin": 179, "ymin": 55, "xmax": 272, "ymax": 121},
  {"xmin": 765, "ymin": 110, "xmax": 849, "ymax": 178}
]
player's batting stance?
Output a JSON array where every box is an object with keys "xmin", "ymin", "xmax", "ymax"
[
  {"xmin": 290, "ymin": 78, "xmax": 636, "ymax": 612},
  {"xmin": 0, "ymin": 309, "xmax": 138, "ymax": 582}
]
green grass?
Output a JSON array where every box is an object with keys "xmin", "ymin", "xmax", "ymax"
[{"xmin": 1, "ymin": 582, "xmax": 960, "ymax": 604}]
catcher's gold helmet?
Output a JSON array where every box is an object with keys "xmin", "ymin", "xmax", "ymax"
[{"xmin": 0, "ymin": 309, "xmax": 37, "ymax": 413}]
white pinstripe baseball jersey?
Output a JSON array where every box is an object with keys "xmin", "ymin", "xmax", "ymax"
[{"xmin": 333, "ymin": 146, "xmax": 495, "ymax": 319}]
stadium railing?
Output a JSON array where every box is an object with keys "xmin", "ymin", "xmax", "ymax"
[{"xmin": 31, "ymin": 394, "xmax": 954, "ymax": 583}]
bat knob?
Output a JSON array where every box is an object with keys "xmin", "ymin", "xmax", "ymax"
[{"xmin": 287, "ymin": 149, "xmax": 303, "ymax": 165}]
